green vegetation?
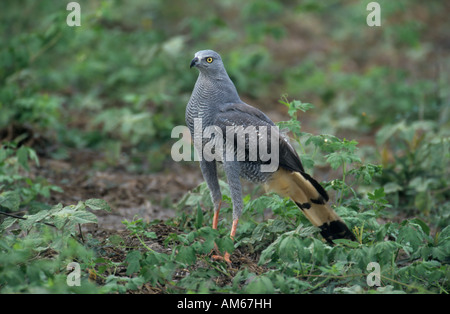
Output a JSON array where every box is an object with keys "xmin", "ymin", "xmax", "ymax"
[{"xmin": 1, "ymin": 0, "xmax": 449, "ymax": 294}]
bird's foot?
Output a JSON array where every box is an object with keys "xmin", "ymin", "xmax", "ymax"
[
  {"xmin": 210, "ymin": 243, "xmax": 232, "ymax": 264},
  {"xmin": 211, "ymin": 252, "xmax": 231, "ymax": 264},
  {"xmin": 210, "ymin": 215, "xmax": 237, "ymax": 265}
]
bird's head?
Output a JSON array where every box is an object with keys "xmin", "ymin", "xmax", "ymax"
[{"xmin": 190, "ymin": 50, "xmax": 225, "ymax": 75}]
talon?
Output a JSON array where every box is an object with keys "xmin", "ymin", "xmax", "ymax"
[
  {"xmin": 211, "ymin": 253, "xmax": 232, "ymax": 264},
  {"xmin": 211, "ymin": 254, "xmax": 223, "ymax": 261},
  {"xmin": 211, "ymin": 244, "xmax": 232, "ymax": 264},
  {"xmin": 223, "ymin": 252, "xmax": 231, "ymax": 264}
]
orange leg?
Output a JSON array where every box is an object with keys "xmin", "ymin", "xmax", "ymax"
[
  {"xmin": 211, "ymin": 201, "xmax": 222, "ymax": 259},
  {"xmin": 230, "ymin": 218, "xmax": 238, "ymax": 240},
  {"xmin": 212, "ymin": 200, "xmax": 221, "ymax": 230},
  {"xmin": 212, "ymin": 218, "xmax": 239, "ymax": 264}
]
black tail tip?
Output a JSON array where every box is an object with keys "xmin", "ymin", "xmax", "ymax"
[{"xmin": 319, "ymin": 220, "xmax": 356, "ymax": 244}]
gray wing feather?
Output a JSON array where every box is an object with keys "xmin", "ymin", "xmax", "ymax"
[
  {"xmin": 218, "ymin": 103, "xmax": 275, "ymax": 126},
  {"xmin": 214, "ymin": 102, "xmax": 305, "ymax": 172}
]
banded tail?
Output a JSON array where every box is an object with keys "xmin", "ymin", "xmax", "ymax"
[{"xmin": 265, "ymin": 168, "xmax": 356, "ymax": 243}]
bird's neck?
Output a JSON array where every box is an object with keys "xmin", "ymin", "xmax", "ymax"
[
  {"xmin": 197, "ymin": 71, "xmax": 241, "ymax": 104},
  {"xmin": 186, "ymin": 71, "xmax": 241, "ymax": 129}
]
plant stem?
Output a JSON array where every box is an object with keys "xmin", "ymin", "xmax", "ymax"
[
  {"xmin": 134, "ymin": 233, "xmax": 155, "ymax": 253},
  {"xmin": 338, "ymin": 161, "xmax": 347, "ymax": 206}
]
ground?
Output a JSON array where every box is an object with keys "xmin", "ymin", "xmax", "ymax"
[{"xmin": 37, "ymin": 151, "xmax": 201, "ymax": 230}]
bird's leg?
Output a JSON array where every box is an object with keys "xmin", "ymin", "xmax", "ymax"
[
  {"xmin": 212, "ymin": 200, "xmax": 222, "ymax": 230},
  {"xmin": 199, "ymin": 160, "xmax": 222, "ymax": 230},
  {"xmin": 198, "ymin": 160, "xmax": 224, "ymax": 260},
  {"xmin": 211, "ymin": 161, "xmax": 243, "ymax": 264},
  {"xmin": 230, "ymin": 218, "xmax": 239, "ymax": 240},
  {"xmin": 211, "ymin": 200, "xmax": 222, "ymax": 258},
  {"xmin": 211, "ymin": 203, "xmax": 233, "ymax": 263}
]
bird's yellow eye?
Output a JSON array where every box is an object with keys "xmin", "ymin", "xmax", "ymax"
[{"xmin": 206, "ymin": 57, "xmax": 213, "ymax": 63}]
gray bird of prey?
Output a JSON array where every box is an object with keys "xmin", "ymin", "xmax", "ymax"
[{"xmin": 186, "ymin": 49, "xmax": 355, "ymax": 263}]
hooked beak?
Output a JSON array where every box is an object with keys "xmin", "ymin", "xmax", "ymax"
[{"xmin": 190, "ymin": 57, "xmax": 199, "ymax": 68}]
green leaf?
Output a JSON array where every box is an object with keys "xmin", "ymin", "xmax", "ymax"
[
  {"xmin": 73, "ymin": 200, "xmax": 86, "ymax": 211},
  {"xmin": 299, "ymin": 154, "xmax": 315, "ymax": 170},
  {"xmin": 409, "ymin": 218, "xmax": 430, "ymax": 236},
  {"xmin": 0, "ymin": 217, "xmax": 18, "ymax": 232},
  {"xmin": 368, "ymin": 187, "xmax": 386, "ymax": 201},
  {"xmin": 430, "ymin": 246, "xmax": 448, "ymax": 262},
  {"xmin": 437, "ymin": 225, "xmax": 450, "ymax": 246},
  {"xmin": 176, "ymin": 246, "xmax": 196, "ymax": 265},
  {"xmin": 125, "ymin": 250, "xmax": 142, "ymax": 275},
  {"xmin": 278, "ymin": 235, "xmax": 309, "ymax": 262},
  {"xmin": 144, "ymin": 231, "xmax": 157, "ymax": 239},
  {"xmin": 326, "ymin": 151, "xmax": 361, "ymax": 170},
  {"xmin": 294, "ymin": 100, "xmax": 314, "ymax": 113},
  {"xmin": 195, "ymin": 203, "xmax": 203, "ymax": 229},
  {"xmin": 0, "ymin": 191, "xmax": 20, "ymax": 211},
  {"xmin": 383, "ymin": 182, "xmax": 403, "ymax": 193},
  {"xmin": 326, "ymin": 152, "xmax": 342, "ymax": 170},
  {"xmin": 215, "ymin": 236, "xmax": 235, "ymax": 255},
  {"xmin": 333, "ymin": 238, "xmax": 360, "ymax": 248},
  {"xmin": 27, "ymin": 147, "xmax": 40, "ymax": 167},
  {"xmin": 16, "ymin": 146, "xmax": 30, "ymax": 171},
  {"xmin": 398, "ymin": 223, "xmax": 426, "ymax": 253},
  {"xmin": 281, "ymin": 99, "xmax": 315, "ymax": 117},
  {"xmin": 245, "ymin": 275, "xmax": 275, "ymax": 293},
  {"xmin": 20, "ymin": 210, "xmax": 51, "ymax": 230},
  {"xmin": 71, "ymin": 211, "xmax": 98, "ymax": 225},
  {"xmin": 85, "ymin": 199, "xmax": 111, "ymax": 212},
  {"xmin": 276, "ymin": 118, "xmax": 301, "ymax": 137}
]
